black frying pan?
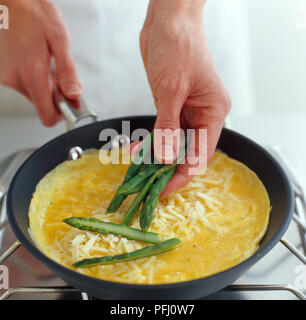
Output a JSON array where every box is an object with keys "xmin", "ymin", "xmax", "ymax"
[{"xmin": 6, "ymin": 102, "xmax": 294, "ymax": 299}]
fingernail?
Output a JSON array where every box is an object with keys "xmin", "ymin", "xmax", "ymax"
[
  {"xmin": 156, "ymin": 143, "xmax": 176, "ymax": 164},
  {"xmin": 67, "ymin": 82, "xmax": 82, "ymax": 96},
  {"xmin": 163, "ymin": 144, "xmax": 175, "ymax": 161}
]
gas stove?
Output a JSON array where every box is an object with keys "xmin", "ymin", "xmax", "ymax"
[{"xmin": 0, "ymin": 147, "xmax": 305, "ymax": 300}]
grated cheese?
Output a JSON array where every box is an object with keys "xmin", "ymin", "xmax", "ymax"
[{"xmin": 44, "ymin": 163, "xmax": 236, "ymax": 280}]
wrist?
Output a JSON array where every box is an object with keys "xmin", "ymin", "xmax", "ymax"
[
  {"xmin": 147, "ymin": 0, "xmax": 205, "ymax": 22},
  {"xmin": 149, "ymin": 0, "xmax": 206, "ymax": 10}
]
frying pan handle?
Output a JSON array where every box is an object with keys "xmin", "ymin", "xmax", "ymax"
[{"xmin": 54, "ymin": 89, "xmax": 98, "ymax": 131}]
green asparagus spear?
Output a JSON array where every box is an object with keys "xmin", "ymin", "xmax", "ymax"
[
  {"xmin": 117, "ymin": 163, "xmax": 162, "ymax": 196},
  {"xmin": 130, "ymin": 131, "xmax": 154, "ymax": 166},
  {"xmin": 134, "ymin": 138, "xmax": 186, "ymax": 230},
  {"xmin": 107, "ymin": 132, "xmax": 153, "ymax": 213},
  {"xmin": 72, "ymin": 238, "xmax": 181, "ymax": 268},
  {"xmin": 106, "ymin": 187, "xmax": 129, "ymax": 213},
  {"xmin": 63, "ymin": 217, "xmax": 163, "ymax": 244},
  {"xmin": 121, "ymin": 163, "xmax": 178, "ymax": 225},
  {"xmin": 107, "ymin": 164, "xmax": 158, "ymax": 213},
  {"xmin": 140, "ymin": 167, "xmax": 176, "ymax": 232},
  {"xmin": 106, "ymin": 168, "xmax": 140, "ymax": 213},
  {"xmin": 120, "ymin": 174, "xmax": 156, "ymax": 226}
]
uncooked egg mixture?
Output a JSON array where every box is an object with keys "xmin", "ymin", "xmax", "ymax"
[{"xmin": 29, "ymin": 149, "xmax": 270, "ymax": 284}]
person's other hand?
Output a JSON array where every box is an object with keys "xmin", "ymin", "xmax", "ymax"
[
  {"xmin": 0, "ymin": 0, "xmax": 82, "ymax": 126},
  {"xmin": 139, "ymin": 0, "xmax": 231, "ymax": 198}
]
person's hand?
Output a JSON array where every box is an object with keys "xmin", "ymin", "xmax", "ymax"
[
  {"xmin": 139, "ymin": 0, "xmax": 231, "ymax": 198},
  {"xmin": 0, "ymin": 0, "xmax": 82, "ymax": 126}
]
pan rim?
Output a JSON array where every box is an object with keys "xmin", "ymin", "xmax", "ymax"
[{"xmin": 6, "ymin": 116, "xmax": 294, "ymax": 294}]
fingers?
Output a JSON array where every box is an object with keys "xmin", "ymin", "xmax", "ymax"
[
  {"xmin": 24, "ymin": 56, "xmax": 61, "ymax": 127},
  {"xmin": 160, "ymin": 167, "xmax": 192, "ymax": 200},
  {"xmin": 46, "ymin": 4, "xmax": 82, "ymax": 99},
  {"xmin": 0, "ymin": 0, "xmax": 80, "ymax": 127},
  {"xmin": 202, "ymin": 116, "xmax": 225, "ymax": 164},
  {"xmin": 131, "ymin": 96, "xmax": 185, "ymax": 164},
  {"xmin": 153, "ymin": 93, "xmax": 187, "ymax": 164},
  {"xmin": 54, "ymin": 47, "xmax": 82, "ymax": 99},
  {"xmin": 160, "ymin": 126, "xmax": 209, "ymax": 199},
  {"xmin": 160, "ymin": 106, "xmax": 226, "ymax": 199},
  {"xmin": 129, "ymin": 106, "xmax": 225, "ymax": 200}
]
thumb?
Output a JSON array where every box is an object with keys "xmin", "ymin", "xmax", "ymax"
[{"xmin": 153, "ymin": 98, "xmax": 185, "ymax": 164}]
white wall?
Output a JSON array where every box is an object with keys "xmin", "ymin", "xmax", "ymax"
[
  {"xmin": 204, "ymin": 0, "xmax": 255, "ymax": 116},
  {"xmin": 246, "ymin": 0, "xmax": 306, "ymax": 114}
]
